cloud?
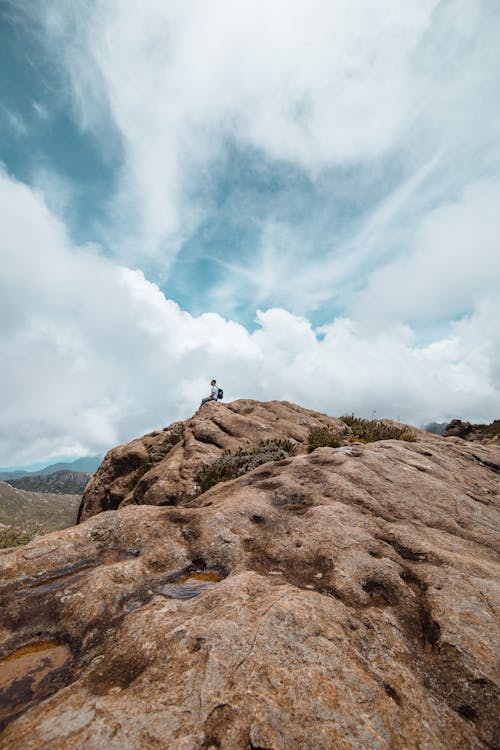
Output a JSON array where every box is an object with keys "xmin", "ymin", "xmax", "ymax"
[
  {"xmin": 30, "ymin": 167, "xmax": 77, "ymax": 219},
  {"xmin": 2, "ymin": 3, "xmax": 499, "ymax": 465},
  {"xmin": 2, "ymin": 108, "xmax": 28, "ymax": 137},
  {"xmin": 1, "ymin": 169, "xmax": 499, "ymax": 465},
  {"xmin": 21, "ymin": 0, "xmax": 442, "ymax": 263},
  {"xmin": 350, "ymin": 179, "xmax": 500, "ymax": 325},
  {"xmin": 9, "ymin": 0, "xmax": 498, "ymax": 329},
  {"xmin": 32, "ymin": 101, "xmax": 49, "ymax": 120}
]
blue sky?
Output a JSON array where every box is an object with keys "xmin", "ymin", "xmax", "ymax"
[{"xmin": 1, "ymin": 0, "xmax": 499, "ymax": 467}]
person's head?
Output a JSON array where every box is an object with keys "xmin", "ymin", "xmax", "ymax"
[{"xmin": 211, "ymin": 379, "xmax": 216, "ymax": 385}]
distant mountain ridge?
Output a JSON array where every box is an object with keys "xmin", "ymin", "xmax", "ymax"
[
  {"xmin": 5, "ymin": 470, "xmax": 92, "ymax": 495},
  {"xmin": 423, "ymin": 421, "xmax": 448, "ymax": 435},
  {"xmin": 0, "ymin": 455, "xmax": 102, "ymax": 481}
]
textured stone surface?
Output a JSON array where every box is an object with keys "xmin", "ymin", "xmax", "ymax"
[
  {"xmin": 79, "ymin": 400, "xmax": 346, "ymax": 521},
  {"xmin": 0, "ymin": 408, "xmax": 499, "ymax": 749}
]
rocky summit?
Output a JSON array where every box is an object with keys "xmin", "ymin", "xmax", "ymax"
[
  {"xmin": 0, "ymin": 401, "xmax": 499, "ymax": 749},
  {"xmin": 78, "ymin": 400, "xmax": 348, "ymax": 520}
]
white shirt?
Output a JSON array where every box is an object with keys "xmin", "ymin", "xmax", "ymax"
[{"xmin": 210, "ymin": 385, "xmax": 218, "ymax": 400}]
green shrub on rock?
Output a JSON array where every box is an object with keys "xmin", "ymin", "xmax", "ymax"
[
  {"xmin": 195, "ymin": 439, "xmax": 295, "ymax": 494},
  {"xmin": 307, "ymin": 417, "xmax": 417, "ymax": 452},
  {"xmin": 340, "ymin": 416, "xmax": 416, "ymax": 443},
  {"xmin": 307, "ymin": 427, "xmax": 345, "ymax": 452}
]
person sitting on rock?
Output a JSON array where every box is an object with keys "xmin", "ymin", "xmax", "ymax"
[{"xmin": 200, "ymin": 379, "xmax": 218, "ymax": 406}]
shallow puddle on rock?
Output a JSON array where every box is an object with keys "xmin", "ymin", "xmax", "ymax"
[
  {"xmin": 0, "ymin": 641, "xmax": 72, "ymax": 730},
  {"xmin": 160, "ymin": 571, "xmax": 222, "ymax": 600}
]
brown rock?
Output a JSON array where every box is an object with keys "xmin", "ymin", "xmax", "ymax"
[
  {"xmin": 78, "ymin": 400, "xmax": 346, "ymax": 521},
  {"xmin": 445, "ymin": 419, "xmax": 474, "ymax": 438},
  {"xmin": 444, "ymin": 419, "xmax": 500, "ymax": 445},
  {"xmin": 0, "ymin": 406, "xmax": 499, "ymax": 749}
]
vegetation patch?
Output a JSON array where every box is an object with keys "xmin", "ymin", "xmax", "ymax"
[
  {"xmin": 482, "ymin": 419, "xmax": 500, "ymax": 436},
  {"xmin": 307, "ymin": 427, "xmax": 346, "ymax": 452},
  {"xmin": 340, "ymin": 416, "xmax": 416, "ymax": 443},
  {"xmin": 466, "ymin": 419, "xmax": 500, "ymax": 437},
  {"xmin": 146, "ymin": 424, "xmax": 185, "ymax": 468},
  {"xmin": 195, "ymin": 439, "xmax": 295, "ymax": 495},
  {"xmin": 307, "ymin": 418, "xmax": 416, "ymax": 452},
  {"xmin": 0, "ymin": 524, "xmax": 37, "ymax": 549},
  {"xmin": 166, "ymin": 423, "xmax": 185, "ymax": 445}
]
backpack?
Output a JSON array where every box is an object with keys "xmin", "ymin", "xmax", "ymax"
[{"xmin": 217, "ymin": 387, "xmax": 224, "ymax": 400}]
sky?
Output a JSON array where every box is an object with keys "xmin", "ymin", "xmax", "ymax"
[{"xmin": 1, "ymin": 0, "xmax": 499, "ymax": 468}]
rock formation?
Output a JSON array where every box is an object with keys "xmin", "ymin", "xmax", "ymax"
[
  {"xmin": 444, "ymin": 419, "xmax": 500, "ymax": 445},
  {"xmin": 0, "ymin": 401, "xmax": 499, "ymax": 749},
  {"xmin": 79, "ymin": 400, "xmax": 347, "ymax": 521}
]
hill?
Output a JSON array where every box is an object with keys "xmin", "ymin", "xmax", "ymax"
[
  {"xmin": 79, "ymin": 399, "xmax": 414, "ymax": 520},
  {"xmin": 5, "ymin": 470, "xmax": 92, "ymax": 495},
  {"xmin": 424, "ymin": 421, "xmax": 448, "ymax": 435},
  {"xmin": 0, "ymin": 400, "xmax": 498, "ymax": 748},
  {"xmin": 0, "ymin": 455, "xmax": 102, "ymax": 481},
  {"xmin": 0, "ymin": 482, "xmax": 81, "ymax": 548},
  {"xmin": 35, "ymin": 455, "xmax": 102, "ymax": 475}
]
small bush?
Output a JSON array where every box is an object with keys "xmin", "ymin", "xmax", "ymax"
[
  {"xmin": 470, "ymin": 420, "xmax": 500, "ymax": 437},
  {"xmin": 340, "ymin": 414, "xmax": 363, "ymax": 428},
  {"xmin": 147, "ymin": 424, "xmax": 185, "ymax": 467},
  {"xmin": 168, "ymin": 423, "xmax": 185, "ymax": 445},
  {"xmin": 307, "ymin": 427, "xmax": 345, "ymax": 452},
  {"xmin": 340, "ymin": 416, "xmax": 416, "ymax": 443},
  {"xmin": 400, "ymin": 431, "xmax": 417, "ymax": 442},
  {"xmin": 195, "ymin": 439, "xmax": 295, "ymax": 494}
]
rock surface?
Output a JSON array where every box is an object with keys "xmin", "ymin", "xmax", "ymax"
[
  {"xmin": 79, "ymin": 400, "xmax": 346, "ymax": 521},
  {"xmin": 0, "ymin": 402, "xmax": 499, "ymax": 749}
]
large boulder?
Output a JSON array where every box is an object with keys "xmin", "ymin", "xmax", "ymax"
[
  {"xmin": 444, "ymin": 419, "xmax": 474, "ymax": 439},
  {"xmin": 78, "ymin": 400, "xmax": 346, "ymax": 521},
  {"xmin": 0, "ymin": 422, "xmax": 498, "ymax": 749}
]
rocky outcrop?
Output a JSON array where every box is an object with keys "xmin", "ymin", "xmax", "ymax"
[
  {"xmin": 0, "ymin": 412, "xmax": 499, "ymax": 749},
  {"xmin": 445, "ymin": 419, "xmax": 500, "ymax": 445},
  {"xmin": 79, "ymin": 400, "xmax": 347, "ymax": 521}
]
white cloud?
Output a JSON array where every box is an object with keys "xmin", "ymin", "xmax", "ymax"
[
  {"xmin": 30, "ymin": 167, "xmax": 77, "ymax": 220},
  {"xmin": 11, "ymin": 0, "xmax": 498, "ymax": 330},
  {"xmin": 350, "ymin": 179, "xmax": 500, "ymax": 325},
  {"xmin": 1, "ymin": 170, "xmax": 498, "ymax": 465},
  {"xmin": 2, "ymin": 3, "xmax": 499, "ymax": 465},
  {"xmin": 32, "ymin": 101, "xmax": 49, "ymax": 120},
  {"xmin": 24, "ymin": 0, "xmax": 442, "ymax": 263},
  {"xmin": 2, "ymin": 108, "xmax": 28, "ymax": 137}
]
